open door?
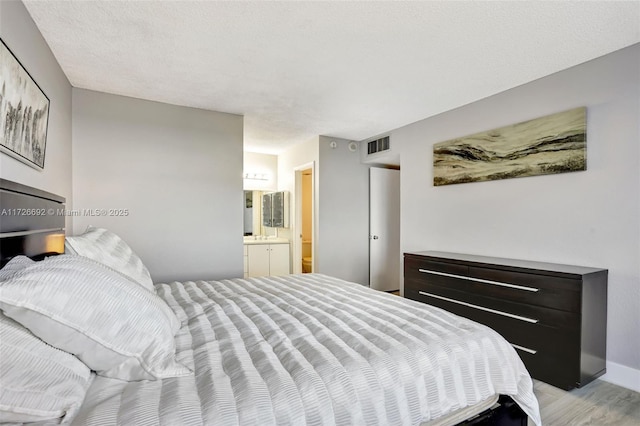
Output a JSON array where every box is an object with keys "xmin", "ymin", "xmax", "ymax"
[
  {"xmin": 294, "ymin": 162, "xmax": 315, "ymax": 274},
  {"xmin": 369, "ymin": 167, "xmax": 400, "ymax": 291}
]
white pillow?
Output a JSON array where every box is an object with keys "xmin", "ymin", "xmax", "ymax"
[
  {"xmin": 64, "ymin": 239, "xmax": 78, "ymax": 255},
  {"xmin": 65, "ymin": 226, "xmax": 154, "ymax": 291},
  {"xmin": 0, "ymin": 255, "xmax": 190, "ymax": 381},
  {"xmin": 0, "ymin": 255, "xmax": 35, "ymax": 281},
  {"xmin": 0, "ymin": 311, "xmax": 93, "ymax": 423}
]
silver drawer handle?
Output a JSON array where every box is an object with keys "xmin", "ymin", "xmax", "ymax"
[
  {"xmin": 418, "ymin": 269, "xmax": 539, "ymax": 292},
  {"xmin": 511, "ymin": 343, "xmax": 538, "ymax": 355},
  {"xmin": 418, "ymin": 291, "xmax": 540, "ymax": 324}
]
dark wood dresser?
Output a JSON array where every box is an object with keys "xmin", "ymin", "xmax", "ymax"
[{"xmin": 404, "ymin": 251, "xmax": 607, "ymax": 390}]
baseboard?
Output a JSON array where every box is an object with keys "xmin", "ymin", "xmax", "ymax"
[{"xmin": 600, "ymin": 361, "xmax": 640, "ymax": 393}]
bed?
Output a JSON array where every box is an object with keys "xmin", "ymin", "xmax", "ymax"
[{"xmin": 0, "ymin": 179, "xmax": 541, "ymax": 426}]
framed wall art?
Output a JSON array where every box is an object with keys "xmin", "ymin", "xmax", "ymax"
[
  {"xmin": 433, "ymin": 107, "xmax": 587, "ymax": 186},
  {"xmin": 0, "ymin": 38, "xmax": 50, "ymax": 170}
]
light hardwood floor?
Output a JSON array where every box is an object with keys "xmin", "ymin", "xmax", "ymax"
[{"xmin": 530, "ymin": 379, "xmax": 640, "ymax": 425}]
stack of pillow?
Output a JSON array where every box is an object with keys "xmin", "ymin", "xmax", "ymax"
[{"xmin": 0, "ymin": 227, "xmax": 190, "ymax": 424}]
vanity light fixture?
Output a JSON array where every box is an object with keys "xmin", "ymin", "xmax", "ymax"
[{"xmin": 243, "ymin": 172, "xmax": 270, "ymax": 181}]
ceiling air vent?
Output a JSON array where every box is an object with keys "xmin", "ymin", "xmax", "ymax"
[{"xmin": 367, "ymin": 136, "xmax": 390, "ymax": 155}]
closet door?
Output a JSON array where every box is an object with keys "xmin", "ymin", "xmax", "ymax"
[{"xmin": 369, "ymin": 168, "xmax": 400, "ymax": 292}]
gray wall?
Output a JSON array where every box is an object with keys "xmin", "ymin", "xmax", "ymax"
[
  {"xmin": 0, "ymin": 0, "xmax": 73, "ymax": 226},
  {"xmin": 72, "ymin": 89, "xmax": 244, "ymax": 282},
  {"xmin": 318, "ymin": 136, "xmax": 370, "ymax": 285},
  {"xmin": 397, "ymin": 44, "xmax": 639, "ymax": 387}
]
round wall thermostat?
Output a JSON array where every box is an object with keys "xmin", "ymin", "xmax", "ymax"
[{"xmin": 348, "ymin": 142, "xmax": 358, "ymax": 152}]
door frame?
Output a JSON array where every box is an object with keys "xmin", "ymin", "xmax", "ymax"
[{"xmin": 293, "ymin": 162, "xmax": 315, "ymax": 274}]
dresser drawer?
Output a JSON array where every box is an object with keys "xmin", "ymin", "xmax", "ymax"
[
  {"xmin": 405, "ymin": 285, "xmax": 580, "ymax": 331},
  {"xmin": 405, "ymin": 256, "xmax": 468, "ymax": 276},
  {"xmin": 406, "ymin": 258, "xmax": 581, "ymax": 312},
  {"xmin": 468, "ymin": 266, "xmax": 581, "ymax": 311},
  {"xmin": 405, "ymin": 268, "xmax": 469, "ymax": 293},
  {"xmin": 517, "ymin": 350, "xmax": 580, "ymax": 390},
  {"xmin": 406, "ymin": 287, "xmax": 579, "ymax": 362}
]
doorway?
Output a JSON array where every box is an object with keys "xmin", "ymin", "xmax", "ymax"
[{"xmin": 294, "ymin": 162, "xmax": 315, "ymax": 274}]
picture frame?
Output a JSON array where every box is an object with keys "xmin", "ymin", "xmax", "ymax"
[
  {"xmin": 433, "ymin": 107, "xmax": 586, "ymax": 186},
  {"xmin": 0, "ymin": 37, "xmax": 50, "ymax": 170}
]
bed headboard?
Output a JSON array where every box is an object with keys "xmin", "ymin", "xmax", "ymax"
[{"xmin": 0, "ymin": 179, "xmax": 65, "ymax": 267}]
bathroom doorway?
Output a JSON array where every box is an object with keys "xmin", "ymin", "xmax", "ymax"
[{"xmin": 294, "ymin": 162, "xmax": 315, "ymax": 274}]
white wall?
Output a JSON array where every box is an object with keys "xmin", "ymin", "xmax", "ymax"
[
  {"xmin": 72, "ymin": 89, "xmax": 244, "ymax": 283},
  {"xmin": 397, "ymin": 44, "xmax": 639, "ymax": 389},
  {"xmin": 0, "ymin": 0, "xmax": 72, "ymax": 227},
  {"xmin": 318, "ymin": 136, "xmax": 370, "ymax": 285},
  {"xmin": 277, "ymin": 136, "xmax": 372, "ymax": 284},
  {"xmin": 277, "ymin": 137, "xmax": 319, "ymax": 268},
  {"xmin": 243, "ymin": 151, "xmax": 277, "ymax": 192},
  {"xmin": 277, "ymin": 137, "xmax": 319, "ymax": 195}
]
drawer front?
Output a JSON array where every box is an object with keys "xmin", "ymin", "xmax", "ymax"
[
  {"xmin": 405, "ymin": 287, "xmax": 580, "ymax": 386},
  {"xmin": 404, "ymin": 284, "xmax": 579, "ymax": 332},
  {"xmin": 405, "ymin": 268, "xmax": 470, "ymax": 295},
  {"xmin": 405, "ymin": 257, "xmax": 581, "ymax": 312},
  {"xmin": 468, "ymin": 266, "xmax": 581, "ymax": 311},
  {"xmin": 405, "ymin": 256, "xmax": 468, "ymax": 276},
  {"xmin": 517, "ymin": 350, "xmax": 580, "ymax": 390}
]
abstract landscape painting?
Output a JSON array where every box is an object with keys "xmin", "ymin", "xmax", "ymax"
[
  {"xmin": 0, "ymin": 39, "xmax": 50, "ymax": 169},
  {"xmin": 433, "ymin": 107, "xmax": 586, "ymax": 186}
]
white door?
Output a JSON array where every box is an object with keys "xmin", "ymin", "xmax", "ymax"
[
  {"xmin": 269, "ymin": 244, "xmax": 290, "ymax": 276},
  {"xmin": 369, "ymin": 168, "xmax": 400, "ymax": 291}
]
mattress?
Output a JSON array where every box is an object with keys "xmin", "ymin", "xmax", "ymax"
[{"xmin": 72, "ymin": 274, "xmax": 541, "ymax": 425}]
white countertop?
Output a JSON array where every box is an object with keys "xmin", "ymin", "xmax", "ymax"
[{"xmin": 243, "ymin": 237, "xmax": 289, "ymax": 245}]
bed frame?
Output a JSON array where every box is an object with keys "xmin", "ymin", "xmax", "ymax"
[
  {"xmin": 459, "ymin": 396, "xmax": 527, "ymax": 425},
  {"xmin": 0, "ymin": 178, "xmax": 528, "ymax": 426}
]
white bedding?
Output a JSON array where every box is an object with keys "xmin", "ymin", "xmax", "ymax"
[{"xmin": 72, "ymin": 274, "xmax": 541, "ymax": 425}]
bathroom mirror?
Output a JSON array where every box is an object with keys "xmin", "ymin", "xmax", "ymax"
[
  {"xmin": 243, "ymin": 191, "xmax": 255, "ymax": 236},
  {"xmin": 262, "ymin": 191, "xmax": 289, "ymax": 228},
  {"xmin": 243, "ymin": 191, "xmax": 276, "ymax": 237}
]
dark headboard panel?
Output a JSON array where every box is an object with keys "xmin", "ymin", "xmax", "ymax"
[{"xmin": 0, "ymin": 179, "xmax": 65, "ymax": 267}]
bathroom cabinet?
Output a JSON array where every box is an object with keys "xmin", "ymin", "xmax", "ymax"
[
  {"xmin": 262, "ymin": 191, "xmax": 289, "ymax": 228},
  {"xmin": 246, "ymin": 242, "xmax": 290, "ymax": 277}
]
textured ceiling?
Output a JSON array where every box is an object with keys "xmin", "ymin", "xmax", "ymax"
[{"xmin": 24, "ymin": 1, "xmax": 640, "ymax": 154}]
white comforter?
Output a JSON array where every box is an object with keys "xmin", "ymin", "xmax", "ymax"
[{"xmin": 72, "ymin": 274, "xmax": 541, "ymax": 425}]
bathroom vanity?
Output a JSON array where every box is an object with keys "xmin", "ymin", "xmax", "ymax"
[{"xmin": 243, "ymin": 237, "xmax": 290, "ymax": 278}]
